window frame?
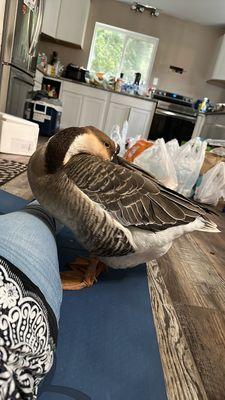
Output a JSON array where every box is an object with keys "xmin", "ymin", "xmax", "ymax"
[{"xmin": 87, "ymin": 22, "xmax": 159, "ymax": 85}]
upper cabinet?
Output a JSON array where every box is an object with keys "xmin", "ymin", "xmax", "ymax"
[
  {"xmin": 208, "ymin": 34, "xmax": 225, "ymax": 85},
  {"xmin": 41, "ymin": 0, "xmax": 90, "ymax": 48},
  {"xmin": 41, "ymin": 0, "xmax": 61, "ymax": 38}
]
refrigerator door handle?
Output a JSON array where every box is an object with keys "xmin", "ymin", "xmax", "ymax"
[{"xmin": 29, "ymin": 0, "xmax": 44, "ymax": 56}]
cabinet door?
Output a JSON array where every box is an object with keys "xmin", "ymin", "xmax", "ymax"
[
  {"xmin": 60, "ymin": 90, "xmax": 82, "ymax": 129},
  {"xmin": 41, "ymin": 0, "xmax": 61, "ymax": 37},
  {"xmin": 104, "ymin": 102, "xmax": 130, "ymax": 135},
  {"xmin": 79, "ymin": 96, "xmax": 106, "ymax": 130},
  {"xmin": 209, "ymin": 34, "xmax": 225, "ymax": 81},
  {"xmin": 128, "ymin": 108, "xmax": 153, "ymax": 140},
  {"xmin": 56, "ymin": 0, "xmax": 90, "ymax": 47}
]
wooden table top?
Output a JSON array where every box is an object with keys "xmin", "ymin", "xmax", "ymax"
[{"xmin": 147, "ymin": 212, "xmax": 225, "ymax": 400}]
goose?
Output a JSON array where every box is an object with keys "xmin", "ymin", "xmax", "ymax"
[{"xmin": 28, "ymin": 126, "xmax": 219, "ymax": 289}]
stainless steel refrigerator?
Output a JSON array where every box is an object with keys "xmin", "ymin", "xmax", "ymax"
[{"xmin": 0, "ymin": 0, "xmax": 44, "ymax": 117}]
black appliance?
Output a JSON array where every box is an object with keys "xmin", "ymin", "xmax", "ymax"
[
  {"xmin": 65, "ymin": 64, "xmax": 89, "ymax": 82},
  {"xmin": 0, "ymin": 0, "xmax": 44, "ymax": 117},
  {"xmin": 149, "ymin": 90, "xmax": 197, "ymax": 144},
  {"xmin": 134, "ymin": 72, "xmax": 141, "ymax": 85}
]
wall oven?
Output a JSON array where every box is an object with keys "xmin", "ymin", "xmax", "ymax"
[{"xmin": 148, "ymin": 91, "xmax": 198, "ymax": 144}]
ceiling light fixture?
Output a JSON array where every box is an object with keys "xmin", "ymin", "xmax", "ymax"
[{"xmin": 130, "ymin": 2, "xmax": 160, "ymax": 17}]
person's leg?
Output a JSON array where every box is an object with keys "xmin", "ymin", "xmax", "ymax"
[{"xmin": 0, "ymin": 205, "xmax": 62, "ymax": 321}]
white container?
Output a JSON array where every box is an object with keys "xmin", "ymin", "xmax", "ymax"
[{"xmin": 0, "ymin": 113, "xmax": 39, "ymax": 156}]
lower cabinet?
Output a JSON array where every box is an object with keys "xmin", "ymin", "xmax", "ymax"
[
  {"xmin": 79, "ymin": 96, "xmax": 107, "ymax": 128},
  {"xmin": 60, "ymin": 90, "xmax": 83, "ymax": 128},
  {"xmin": 104, "ymin": 102, "xmax": 130, "ymax": 134},
  {"xmin": 60, "ymin": 81, "xmax": 110, "ymax": 130},
  {"xmin": 60, "ymin": 81, "xmax": 156, "ymax": 139},
  {"xmin": 127, "ymin": 107, "xmax": 153, "ymax": 139},
  {"xmin": 104, "ymin": 93, "xmax": 156, "ymax": 139}
]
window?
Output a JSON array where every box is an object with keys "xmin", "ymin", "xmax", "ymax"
[{"xmin": 88, "ymin": 23, "xmax": 159, "ymax": 84}]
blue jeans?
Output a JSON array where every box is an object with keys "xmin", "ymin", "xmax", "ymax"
[{"xmin": 0, "ymin": 211, "xmax": 62, "ymax": 321}]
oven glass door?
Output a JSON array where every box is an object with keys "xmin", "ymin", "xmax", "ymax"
[{"xmin": 148, "ymin": 108, "xmax": 196, "ymax": 144}]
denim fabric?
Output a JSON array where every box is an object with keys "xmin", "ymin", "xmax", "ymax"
[{"xmin": 0, "ymin": 211, "xmax": 62, "ymax": 321}]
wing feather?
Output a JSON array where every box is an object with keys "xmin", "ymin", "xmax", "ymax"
[{"xmin": 64, "ymin": 153, "xmax": 206, "ymax": 231}]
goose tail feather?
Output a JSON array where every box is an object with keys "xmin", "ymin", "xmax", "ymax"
[{"xmin": 196, "ymin": 217, "xmax": 220, "ymax": 233}]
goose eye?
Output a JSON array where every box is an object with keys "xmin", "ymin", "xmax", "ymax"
[{"xmin": 104, "ymin": 142, "xmax": 110, "ymax": 148}]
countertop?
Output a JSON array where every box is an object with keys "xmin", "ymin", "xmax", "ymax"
[
  {"xmin": 36, "ymin": 66, "xmax": 157, "ymax": 103},
  {"xmin": 37, "ymin": 68, "xmax": 225, "ymax": 114},
  {"xmin": 205, "ymin": 111, "xmax": 225, "ymax": 115}
]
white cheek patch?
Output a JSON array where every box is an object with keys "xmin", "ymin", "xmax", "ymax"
[
  {"xmin": 63, "ymin": 133, "xmax": 109, "ymax": 165},
  {"xmin": 63, "ymin": 140, "xmax": 79, "ymax": 165}
]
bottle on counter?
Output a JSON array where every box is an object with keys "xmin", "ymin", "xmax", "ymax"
[
  {"xmin": 134, "ymin": 72, "xmax": 141, "ymax": 86},
  {"xmin": 50, "ymin": 51, "xmax": 58, "ymax": 65},
  {"xmin": 133, "ymin": 72, "xmax": 141, "ymax": 95},
  {"xmin": 114, "ymin": 73, "xmax": 124, "ymax": 92},
  {"xmin": 198, "ymin": 97, "xmax": 209, "ymax": 113}
]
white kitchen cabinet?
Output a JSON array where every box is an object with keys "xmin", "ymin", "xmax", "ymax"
[
  {"xmin": 79, "ymin": 97, "xmax": 107, "ymax": 128},
  {"xmin": 208, "ymin": 34, "xmax": 225, "ymax": 83},
  {"xmin": 41, "ymin": 0, "xmax": 90, "ymax": 48},
  {"xmin": 104, "ymin": 93, "xmax": 156, "ymax": 139},
  {"xmin": 61, "ymin": 81, "xmax": 110, "ymax": 129},
  {"xmin": 57, "ymin": 0, "xmax": 90, "ymax": 47},
  {"xmin": 60, "ymin": 90, "xmax": 83, "ymax": 128},
  {"xmin": 128, "ymin": 108, "xmax": 153, "ymax": 139},
  {"xmin": 42, "ymin": 0, "xmax": 61, "ymax": 38},
  {"xmin": 104, "ymin": 103, "xmax": 130, "ymax": 134}
]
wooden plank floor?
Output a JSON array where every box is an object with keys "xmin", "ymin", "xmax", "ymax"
[
  {"xmin": 1, "ymin": 143, "xmax": 225, "ymax": 399},
  {"xmin": 147, "ymin": 212, "xmax": 225, "ymax": 400}
]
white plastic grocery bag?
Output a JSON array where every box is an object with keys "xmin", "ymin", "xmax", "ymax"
[
  {"xmin": 134, "ymin": 138, "xmax": 178, "ymax": 190},
  {"xmin": 166, "ymin": 138, "xmax": 180, "ymax": 159},
  {"xmin": 109, "ymin": 121, "xmax": 128, "ymax": 156},
  {"xmin": 175, "ymin": 137, "xmax": 207, "ymax": 197},
  {"xmin": 194, "ymin": 162, "xmax": 225, "ymax": 205}
]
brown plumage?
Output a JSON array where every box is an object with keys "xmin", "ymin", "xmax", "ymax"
[
  {"xmin": 28, "ymin": 126, "xmax": 219, "ymax": 271},
  {"xmin": 64, "ymin": 152, "xmax": 206, "ymax": 231}
]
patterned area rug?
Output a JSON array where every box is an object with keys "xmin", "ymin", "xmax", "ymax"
[{"xmin": 0, "ymin": 159, "xmax": 27, "ymax": 186}]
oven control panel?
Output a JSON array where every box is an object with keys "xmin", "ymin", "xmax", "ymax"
[{"xmin": 153, "ymin": 90, "xmax": 193, "ymax": 106}]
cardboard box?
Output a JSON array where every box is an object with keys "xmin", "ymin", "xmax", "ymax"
[
  {"xmin": 0, "ymin": 112, "xmax": 39, "ymax": 156},
  {"xmin": 199, "ymin": 152, "xmax": 225, "ymax": 212},
  {"xmin": 200, "ymin": 152, "xmax": 225, "ymax": 175}
]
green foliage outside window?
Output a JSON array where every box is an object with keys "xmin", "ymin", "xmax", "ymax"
[
  {"xmin": 91, "ymin": 28, "xmax": 124, "ymax": 77},
  {"xmin": 89, "ymin": 25, "xmax": 156, "ymax": 84}
]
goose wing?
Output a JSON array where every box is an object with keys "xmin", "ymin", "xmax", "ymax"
[{"xmin": 64, "ymin": 153, "xmax": 205, "ymax": 231}]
